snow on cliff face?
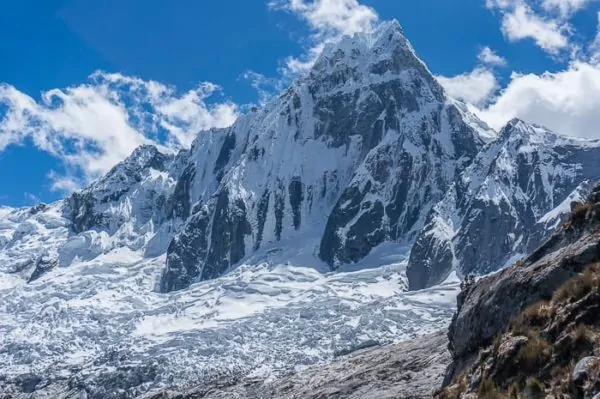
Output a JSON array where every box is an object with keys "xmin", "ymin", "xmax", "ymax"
[
  {"xmin": 407, "ymin": 119, "xmax": 600, "ymax": 289},
  {"xmin": 1, "ymin": 21, "xmax": 497, "ymax": 294}
]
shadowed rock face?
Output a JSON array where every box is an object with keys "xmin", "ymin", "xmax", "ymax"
[
  {"xmin": 407, "ymin": 120, "xmax": 600, "ymax": 290},
  {"xmin": 161, "ymin": 187, "xmax": 252, "ymax": 292}
]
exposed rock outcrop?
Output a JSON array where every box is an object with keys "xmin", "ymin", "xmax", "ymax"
[
  {"xmin": 438, "ymin": 183, "xmax": 600, "ymax": 398},
  {"xmin": 159, "ymin": 20, "xmax": 493, "ymax": 292}
]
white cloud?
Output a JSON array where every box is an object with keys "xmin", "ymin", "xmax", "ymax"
[
  {"xmin": 590, "ymin": 12, "xmax": 600, "ymax": 62},
  {"xmin": 501, "ymin": 3, "xmax": 570, "ymax": 54},
  {"xmin": 269, "ymin": 0, "xmax": 379, "ymax": 73},
  {"xmin": 484, "ymin": 0, "xmax": 585, "ymax": 55},
  {"xmin": 437, "ymin": 68, "xmax": 499, "ymax": 106},
  {"xmin": 478, "ymin": 46, "xmax": 508, "ymax": 66},
  {"xmin": 278, "ymin": 0, "xmax": 378, "ymax": 37},
  {"xmin": 0, "ymin": 72, "xmax": 238, "ymax": 192},
  {"xmin": 541, "ymin": 0, "xmax": 592, "ymax": 17},
  {"xmin": 470, "ymin": 0, "xmax": 600, "ymax": 138},
  {"xmin": 476, "ymin": 61, "xmax": 600, "ymax": 138}
]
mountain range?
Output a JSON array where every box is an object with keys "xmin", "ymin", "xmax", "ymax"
[{"xmin": 1, "ymin": 19, "xmax": 599, "ymax": 398}]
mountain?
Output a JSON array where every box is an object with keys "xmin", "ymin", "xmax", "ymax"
[
  {"xmin": 9, "ymin": 21, "xmax": 597, "ymax": 295},
  {"xmin": 407, "ymin": 118, "xmax": 600, "ymax": 289},
  {"xmin": 0, "ymin": 144, "xmax": 187, "ymax": 284},
  {"xmin": 438, "ymin": 183, "xmax": 600, "ymax": 398},
  {"xmin": 158, "ymin": 20, "xmax": 494, "ymax": 292}
]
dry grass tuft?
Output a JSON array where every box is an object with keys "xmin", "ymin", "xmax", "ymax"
[
  {"xmin": 478, "ymin": 376, "xmax": 504, "ymax": 399},
  {"xmin": 515, "ymin": 332, "xmax": 552, "ymax": 372},
  {"xmin": 510, "ymin": 301, "xmax": 554, "ymax": 335},
  {"xmin": 569, "ymin": 201, "xmax": 593, "ymax": 227},
  {"xmin": 553, "ymin": 263, "xmax": 600, "ymax": 304}
]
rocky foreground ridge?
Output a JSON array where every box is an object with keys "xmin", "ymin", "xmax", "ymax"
[
  {"xmin": 438, "ymin": 183, "xmax": 600, "ymax": 398},
  {"xmin": 150, "ymin": 332, "xmax": 449, "ymax": 399}
]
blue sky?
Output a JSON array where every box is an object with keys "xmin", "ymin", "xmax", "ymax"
[{"xmin": 1, "ymin": 0, "xmax": 600, "ymax": 206}]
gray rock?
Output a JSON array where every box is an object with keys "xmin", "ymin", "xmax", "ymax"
[
  {"xmin": 443, "ymin": 191, "xmax": 600, "ymax": 385},
  {"xmin": 573, "ymin": 356, "xmax": 598, "ymax": 385}
]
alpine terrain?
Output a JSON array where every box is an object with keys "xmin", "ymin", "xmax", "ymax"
[{"xmin": 0, "ymin": 19, "xmax": 599, "ymax": 398}]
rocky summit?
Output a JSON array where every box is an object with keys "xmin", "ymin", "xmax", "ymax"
[{"xmin": 1, "ymin": 18, "xmax": 600, "ymax": 399}]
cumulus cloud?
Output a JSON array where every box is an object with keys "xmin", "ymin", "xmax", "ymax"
[
  {"xmin": 484, "ymin": 0, "xmax": 581, "ymax": 55},
  {"xmin": 269, "ymin": 0, "xmax": 379, "ymax": 73},
  {"xmin": 445, "ymin": 0, "xmax": 599, "ymax": 139},
  {"xmin": 476, "ymin": 62, "xmax": 600, "ymax": 138},
  {"xmin": 502, "ymin": 3, "xmax": 570, "ymax": 53},
  {"xmin": 478, "ymin": 46, "xmax": 508, "ymax": 66},
  {"xmin": 437, "ymin": 68, "xmax": 499, "ymax": 106},
  {"xmin": 0, "ymin": 72, "xmax": 238, "ymax": 192}
]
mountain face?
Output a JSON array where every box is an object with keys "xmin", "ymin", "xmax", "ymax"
[
  {"xmin": 1, "ymin": 20, "xmax": 598, "ymax": 295},
  {"xmin": 159, "ymin": 20, "xmax": 493, "ymax": 292},
  {"xmin": 0, "ymin": 144, "xmax": 186, "ymax": 283},
  {"xmin": 407, "ymin": 119, "xmax": 600, "ymax": 290},
  {"xmin": 2, "ymin": 18, "xmax": 600, "ymax": 399}
]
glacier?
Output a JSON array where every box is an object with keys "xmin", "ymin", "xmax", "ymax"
[{"xmin": 0, "ymin": 215, "xmax": 458, "ymax": 396}]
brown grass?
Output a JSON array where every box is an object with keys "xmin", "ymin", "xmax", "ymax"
[
  {"xmin": 570, "ymin": 324, "xmax": 595, "ymax": 344},
  {"xmin": 569, "ymin": 201, "xmax": 593, "ymax": 227},
  {"xmin": 435, "ymin": 371, "xmax": 469, "ymax": 399},
  {"xmin": 510, "ymin": 301, "xmax": 554, "ymax": 335},
  {"xmin": 514, "ymin": 332, "xmax": 552, "ymax": 372},
  {"xmin": 443, "ymin": 262, "xmax": 600, "ymax": 397},
  {"xmin": 553, "ymin": 263, "xmax": 600, "ymax": 304},
  {"xmin": 477, "ymin": 376, "xmax": 504, "ymax": 399},
  {"xmin": 525, "ymin": 377, "xmax": 545, "ymax": 395}
]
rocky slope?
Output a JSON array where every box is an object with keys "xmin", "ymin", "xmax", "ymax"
[
  {"xmin": 438, "ymin": 183, "xmax": 600, "ymax": 398},
  {"xmin": 150, "ymin": 332, "xmax": 450, "ymax": 399}
]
